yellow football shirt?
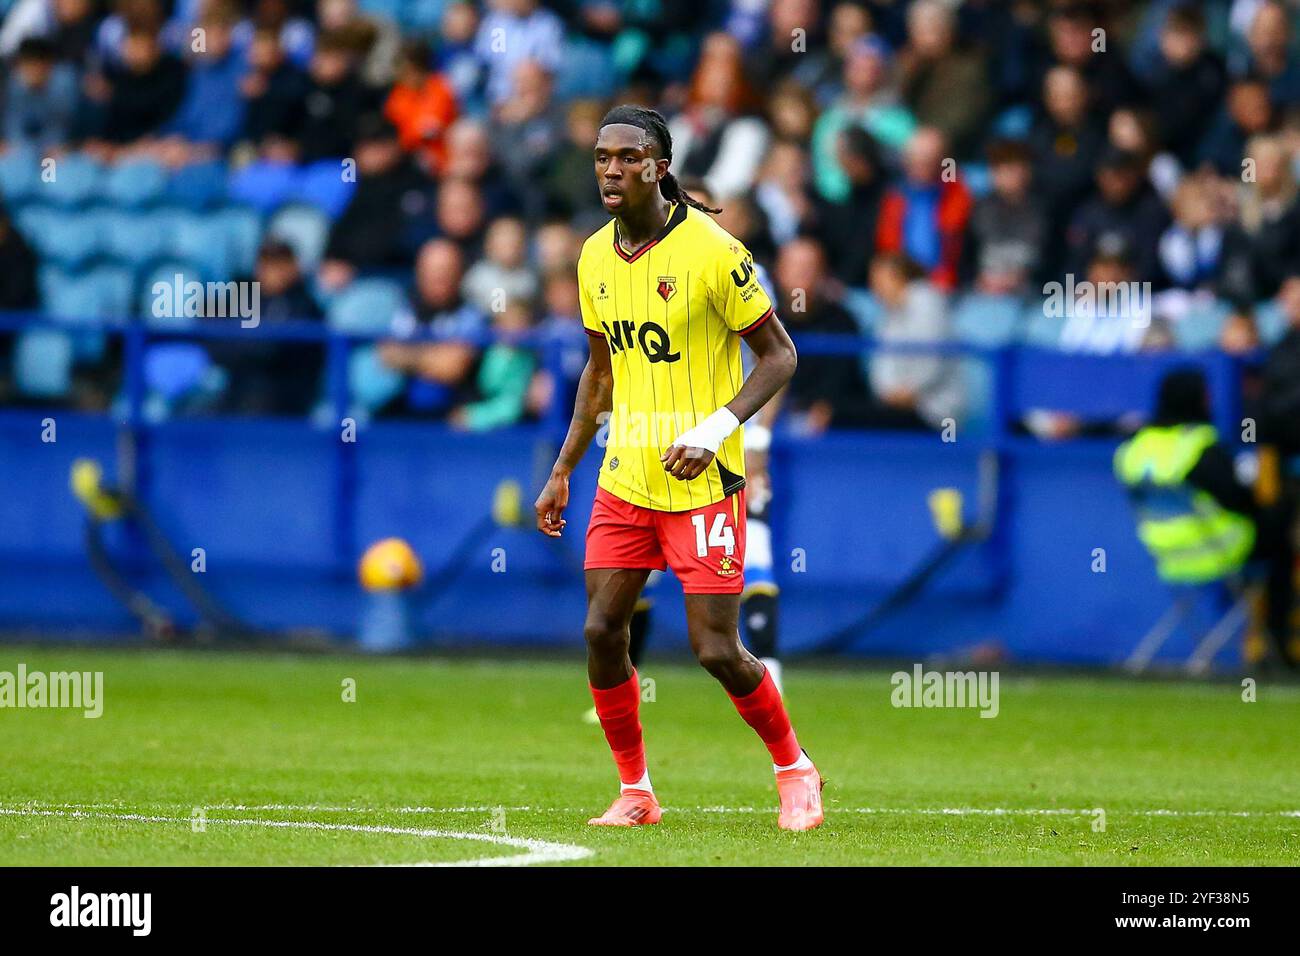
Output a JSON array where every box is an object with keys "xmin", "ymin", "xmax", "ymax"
[{"xmin": 578, "ymin": 203, "xmax": 775, "ymax": 512}]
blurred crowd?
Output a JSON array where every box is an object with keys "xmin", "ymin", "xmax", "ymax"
[{"xmin": 1, "ymin": 0, "xmax": 1300, "ymax": 438}]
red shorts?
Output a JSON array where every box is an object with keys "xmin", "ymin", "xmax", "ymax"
[{"xmin": 585, "ymin": 485, "xmax": 747, "ymax": 594}]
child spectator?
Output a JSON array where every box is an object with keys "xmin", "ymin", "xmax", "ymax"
[
  {"xmin": 239, "ymin": 26, "xmax": 309, "ymax": 158},
  {"xmin": 969, "ymin": 138, "xmax": 1047, "ymax": 295},
  {"xmin": 461, "ymin": 216, "xmax": 538, "ymax": 316},
  {"xmin": 449, "ymin": 298, "xmax": 536, "ymax": 431},
  {"xmin": 4, "ymin": 38, "xmax": 78, "ymax": 150},
  {"xmin": 867, "ymin": 251, "xmax": 963, "ymax": 430},
  {"xmin": 1158, "ymin": 174, "xmax": 1226, "ymax": 291}
]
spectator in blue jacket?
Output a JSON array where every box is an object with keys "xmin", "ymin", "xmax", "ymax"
[{"xmin": 159, "ymin": 3, "xmax": 247, "ymax": 162}]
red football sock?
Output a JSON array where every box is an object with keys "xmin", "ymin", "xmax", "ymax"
[
  {"xmin": 589, "ymin": 670, "xmax": 647, "ymax": 786},
  {"xmin": 728, "ymin": 668, "xmax": 801, "ymax": 766}
]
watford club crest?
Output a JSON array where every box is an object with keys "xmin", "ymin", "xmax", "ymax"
[{"xmin": 656, "ymin": 276, "xmax": 677, "ymax": 302}]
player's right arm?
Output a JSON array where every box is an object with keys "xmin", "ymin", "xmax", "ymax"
[{"xmin": 534, "ymin": 278, "xmax": 613, "ymax": 537}]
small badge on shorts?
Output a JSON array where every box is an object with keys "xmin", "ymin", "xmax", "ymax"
[
  {"xmin": 718, "ymin": 555, "xmax": 738, "ymax": 577},
  {"xmin": 609, "ymin": 457, "xmax": 619, "ymax": 471}
]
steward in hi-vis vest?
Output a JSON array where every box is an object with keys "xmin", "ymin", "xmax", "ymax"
[{"xmin": 1115, "ymin": 369, "xmax": 1256, "ymax": 585}]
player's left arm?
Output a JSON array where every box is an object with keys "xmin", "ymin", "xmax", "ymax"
[{"xmin": 661, "ymin": 315, "xmax": 797, "ymax": 480}]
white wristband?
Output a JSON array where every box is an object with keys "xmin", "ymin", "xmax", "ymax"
[{"xmin": 671, "ymin": 407, "xmax": 740, "ymax": 454}]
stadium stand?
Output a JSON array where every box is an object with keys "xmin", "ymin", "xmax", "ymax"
[{"xmin": 0, "ymin": 0, "xmax": 1297, "ymax": 665}]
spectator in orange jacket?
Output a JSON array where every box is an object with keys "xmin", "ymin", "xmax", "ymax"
[
  {"xmin": 875, "ymin": 126, "xmax": 972, "ymax": 291},
  {"xmin": 384, "ymin": 39, "xmax": 458, "ymax": 173}
]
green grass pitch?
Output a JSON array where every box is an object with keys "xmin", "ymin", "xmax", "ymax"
[{"xmin": 1, "ymin": 645, "xmax": 1297, "ymax": 866}]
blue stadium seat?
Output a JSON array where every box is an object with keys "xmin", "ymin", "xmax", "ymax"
[
  {"xmin": 103, "ymin": 159, "xmax": 168, "ymax": 208},
  {"xmin": 227, "ymin": 160, "xmax": 298, "ymax": 214},
  {"xmin": 952, "ymin": 294, "xmax": 1022, "ymax": 346},
  {"xmin": 348, "ymin": 344, "xmax": 405, "ymax": 415},
  {"xmin": 171, "ymin": 212, "xmax": 236, "ymax": 281},
  {"xmin": 398, "ymin": 0, "xmax": 447, "ymax": 31},
  {"xmin": 215, "ymin": 206, "xmax": 264, "ymax": 276},
  {"xmin": 38, "ymin": 264, "xmax": 131, "ymax": 361},
  {"xmin": 98, "ymin": 208, "xmax": 174, "ymax": 272},
  {"xmin": 167, "ymin": 161, "xmax": 228, "ymax": 210},
  {"xmin": 0, "ymin": 146, "xmax": 42, "ymax": 207},
  {"xmin": 267, "ymin": 203, "xmax": 331, "ymax": 271},
  {"xmin": 293, "ymin": 159, "xmax": 357, "ymax": 219},
  {"xmin": 144, "ymin": 343, "xmax": 217, "ymax": 402},
  {"xmin": 326, "ymin": 278, "xmax": 405, "ymax": 334},
  {"xmin": 18, "ymin": 206, "xmax": 100, "ymax": 268},
  {"xmin": 42, "ymin": 152, "xmax": 103, "ymax": 207},
  {"xmin": 1022, "ymin": 306, "xmax": 1066, "ymax": 348},
  {"xmin": 13, "ymin": 329, "xmax": 73, "ymax": 399},
  {"xmin": 90, "ymin": 265, "xmax": 135, "ymax": 320},
  {"xmin": 40, "ymin": 263, "xmax": 133, "ymax": 318},
  {"xmin": 39, "ymin": 264, "xmax": 94, "ymax": 319},
  {"xmin": 1255, "ymin": 299, "xmax": 1287, "ymax": 345},
  {"xmin": 1172, "ymin": 302, "xmax": 1228, "ymax": 352}
]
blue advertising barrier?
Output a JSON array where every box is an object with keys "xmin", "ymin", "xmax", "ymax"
[{"xmin": 0, "ymin": 312, "xmax": 1253, "ymax": 665}]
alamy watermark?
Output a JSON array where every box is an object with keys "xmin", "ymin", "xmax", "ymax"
[
  {"xmin": 597, "ymin": 405, "xmax": 719, "ymax": 449},
  {"xmin": 1043, "ymin": 275, "xmax": 1152, "ymax": 327},
  {"xmin": 0, "ymin": 664, "xmax": 103, "ymax": 718},
  {"xmin": 50, "ymin": 886, "xmax": 150, "ymax": 935},
  {"xmin": 152, "ymin": 274, "xmax": 261, "ymax": 327},
  {"xmin": 890, "ymin": 664, "xmax": 999, "ymax": 718}
]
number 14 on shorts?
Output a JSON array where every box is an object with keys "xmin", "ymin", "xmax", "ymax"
[{"xmin": 691, "ymin": 512, "xmax": 736, "ymax": 558}]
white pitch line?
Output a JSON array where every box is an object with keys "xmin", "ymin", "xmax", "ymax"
[
  {"xmin": 0, "ymin": 807, "xmax": 593, "ymax": 867},
  {"xmin": 8, "ymin": 801, "xmax": 1300, "ymax": 818}
]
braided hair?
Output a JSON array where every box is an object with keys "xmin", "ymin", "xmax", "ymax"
[{"xmin": 599, "ymin": 105, "xmax": 722, "ymax": 215}]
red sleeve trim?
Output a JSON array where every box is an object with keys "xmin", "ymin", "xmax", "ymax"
[
  {"xmin": 737, "ymin": 308, "xmax": 774, "ymax": 336},
  {"xmin": 584, "ymin": 327, "xmax": 605, "ymax": 337}
]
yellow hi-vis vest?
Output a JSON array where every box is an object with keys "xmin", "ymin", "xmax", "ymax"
[{"xmin": 1114, "ymin": 424, "xmax": 1255, "ymax": 584}]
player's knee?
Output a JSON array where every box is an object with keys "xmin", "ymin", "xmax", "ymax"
[
  {"xmin": 583, "ymin": 616, "xmax": 629, "ymax": 656},
  {"xmin": 693, "ymin": 637, "xmax": 742, "ymax": 678}
]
